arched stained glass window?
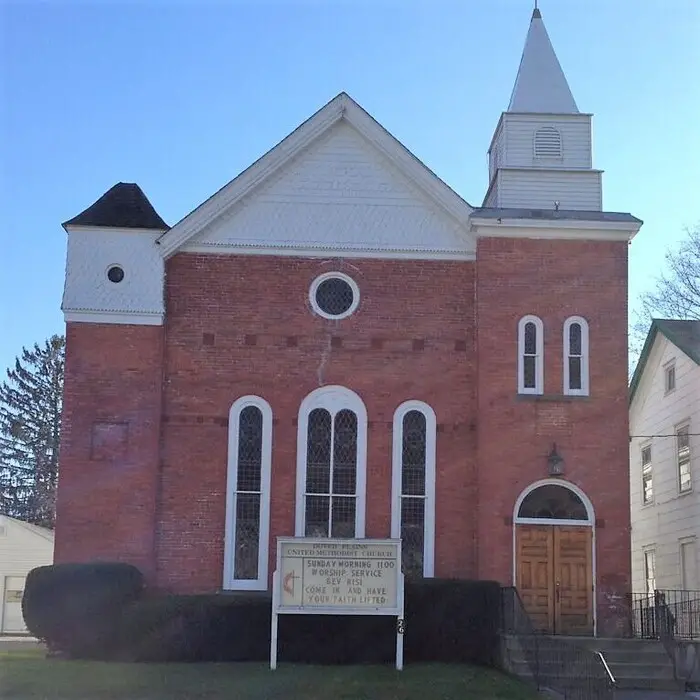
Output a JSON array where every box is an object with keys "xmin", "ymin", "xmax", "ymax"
[{"xmin": 518, "ymin": 484, "xmax": 588, "ymax": 521}]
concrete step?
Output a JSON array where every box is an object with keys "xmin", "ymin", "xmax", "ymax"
[
  {"xmin": 502, "ymin": 635, "xmax": 685, "ymax": 693},
  {"xmin": 613, "ymin": 676, "xmax": 685, "ymax": 691},
  {"xmin": 606, "ymin": 662, "xmax": 676, "ymax": 680}
]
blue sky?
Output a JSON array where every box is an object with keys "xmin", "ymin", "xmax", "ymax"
[{"xmin": 1, "ymin": 0, "xmax": 698, "ymax": 373}]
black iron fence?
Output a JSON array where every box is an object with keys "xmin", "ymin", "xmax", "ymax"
[
  {"xmin": 628, "ymin": 590, "xmax": 700, "ymax": 641},
  {"xmin": 501, "ymin": 587, "xmax": 615, "ymax": 700}
]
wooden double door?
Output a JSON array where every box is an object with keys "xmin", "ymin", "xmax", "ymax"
[{"xmin": 516, "ymin": 525, "xmax": 593, "ymax": 635}]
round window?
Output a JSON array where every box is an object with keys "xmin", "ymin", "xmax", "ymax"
[
  {"xmin": 107, "ymin": 265, "xmax": 125, "ymax": 283},
  {"xmin": 310, "ymin": 273, "xmax": 359, "ymax": 320}
]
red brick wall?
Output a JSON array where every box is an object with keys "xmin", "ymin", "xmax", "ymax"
[
  {"xmin": 55, "ymin": 323, "xmax": 164, "ymax": 579},
  {"xmin": 156, "ymin": 254, "xmax": 477, "ymax": 591},
  {"xmin": 56, "ymin": 240, "xmax": 631, "ymax": 636},
  {"xmin": 475, "ymin": 237, "xmax": 630, "ymax": 635}
]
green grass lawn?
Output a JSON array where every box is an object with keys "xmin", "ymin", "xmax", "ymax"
[{"xmin": 0, "ymin": 649, "xmax": 539, "ymax": 700}]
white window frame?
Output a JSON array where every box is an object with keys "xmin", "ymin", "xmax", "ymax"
[
  {"xmin": 390, "ymin": 400, "xmax": 437, "ymax": 578},
  {"xmin": 664, "ymin": 360, "xmax": 676, "ymax": 395},
  {"xmin": 223, "ymin": 395, "xmax": 273, "ymax": 591},
  {"xmin": 563, "ymin": 316, "xmax": 589, "ymax": 396},
  {"xmin": 309, "ymin": 272, "xmax": 360, "ymax": 321},
  {"xmin": 676, "ymin": 422, "xmax": 692, "ymax": 494},
  {"xmin": 518, "ymin": 315, "xmax": 544, "ymax": 395},
  {"xmin": 641, "ymin": 443, "xmax": 653, "ymax": 506},
  {"xmin": 679, "ymin": 537, "xmax": 698, "ymax": 590},
  {"xmin": 295, "ymin": 386, "xmax": 367, "ymax": 538},
  {"xmin": 643, "ymin": 547, "xmax": 657, "ymax": 596}
]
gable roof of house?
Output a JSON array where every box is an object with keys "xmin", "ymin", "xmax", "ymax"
[
  {"xmin": 0, "ymin": 515, "xmax": 54, "ymax": 542},
  {"xmin": 155, "ymin": 92, "xmax": 474, "ymax": 258},
  {"xmin": 629, "ymin": 319, "xmax": 700, "ymax": 404},
  {"xmin": 63, "ymin": 182, "xmax": 169, "ymax": 230}
]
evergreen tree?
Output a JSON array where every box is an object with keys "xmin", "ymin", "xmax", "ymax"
[{"xmin": 0, "ymin": 335, "xmax": 64, "ymax": 527}]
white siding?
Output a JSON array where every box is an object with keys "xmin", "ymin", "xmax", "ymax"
[
  {"xmin": 496, "ymin": 169, "xmax": 603, "ymax": 211},
  {"xmin": 483, "ymin": 174, "xmax": 499, "ymax": 207},
  {"xmin": 488, "ymin": 118, "xmax": 504, "ymax": 182},
  {"xmin": 0, "ymin": 516, "xmax": 54, "ymax": 634},
  {"xmin": 502, "ymin": 113, "xmax": 592, "ymax": 169},
  {"xmin": 189, "ymin": 122, "xmax": 473, "ymax": 259},
  {"xmin": 630, "ymin": 335, "xmax": 700, "ymax": 592},
  {"xmin": 62, "ymin": 227, "xmax": 165, "ymax": 325}
]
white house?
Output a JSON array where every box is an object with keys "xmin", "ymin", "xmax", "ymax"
[
  {"xmin": 0, "ymin": 515, "xmax": 54, "ymax": 635},
  {"xmin": 629, "ymin": 319, "xmax": 700, "ymax": 594}
]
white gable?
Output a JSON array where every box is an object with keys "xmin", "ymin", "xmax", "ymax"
[
  {"xmin": 0, "ymin": 515, "xmax": 54, "ymax": 572},
  {"xmin": 185, "ymin": 122, "xmax": 473, "ymax": 259}
]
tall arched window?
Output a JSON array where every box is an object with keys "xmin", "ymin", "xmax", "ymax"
[
  {"xmin": 223, "ymin": 396, "xmax": 273, "ymax": 590},
  {"xmin": 563, "ymin": 316, "xmax": 589, "ymax": 396},
  {"xmin": 391, "ymin": 401, "xmax": 436, "ymax": 579},
  {"xmin": 296, "ymin": 386, "xmax": 367, "ymax": 538},
  {"xmin": 534, "ymin": 126, "xmax": 562, "ymax": 159},
  {"xmin": 518, "ymin": 315, "xmax": 544, "ymax": 395}
]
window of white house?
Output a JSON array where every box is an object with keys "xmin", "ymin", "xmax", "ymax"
[
  {"xmin": 533, "ymin": 126, "xmax": 563, "ymax": 159},
  {"xmin": 665, "ymin": 363, "xmax": 676, "ymax": 394},
  {"xmin": 677, "ymin": 425, "xmax": 692, "ymax": 493},
  {"xmin": 563, "ymin": 316, "xmax": 589, "ymax": 396},
  {"xmin": 680, "ymin": 539, "xmax": 698, "ymax": 590},
  {"xmin": 391, "ymin": 401, "xmax": 436, "ymax": 579},
  {"xmin": 296, "ymin": 386, "xmax": 367, "ymax": 538},
  {"xmin": 641, "ymin": 445, "xmax": 653, "ymax": 505},
  {"xmin": 223, "ymin": 396, "xmax": 273, "ymax": 591},
  {"xmin": 644, "ymin": 549, "xmax": 656, "ymax": 596},
  {"xmin": 518, "ymin": 315, "xmax": 544, "ymax": 395}
]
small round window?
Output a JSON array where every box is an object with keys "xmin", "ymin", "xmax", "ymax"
[
  {"xmin": 107, "ymin": 265, "xmax": 125, "ymax": 283},
  {"xmin": 310, "ymin": 272, "xmax": 359, "ymax": 320}
]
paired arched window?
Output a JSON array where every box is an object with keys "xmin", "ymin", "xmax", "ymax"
[
  {"xmin": 563, "ymin": 316, "xmax": 589, "ymax": 395},
  {"xmin": 295, "ymin": 386, "xmax": 368, "ymax": 538},
  {"xmin": 518, "ymin": 315, "xmax": 544, "ymax": 395},
  {"xmin": 517, "ymin": 315, "xmax": 590, "ymax": 396},
  {"xmin": 224, "ymin": 396, "xmax": 273, "ymax": 590},
  {"xmin": 391, "ymin": 401, "xmax": 436, "ymax": 579},
  {"xmin": 534, "ymin": 126, "xmax": 563, "ymax": 159}
]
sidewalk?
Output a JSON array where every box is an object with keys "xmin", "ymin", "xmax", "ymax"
[
  {"xmin": 0, "ymin": 636, "xmax": 42, "ymax": 651},
  {"xmin": 616, "ymin": 692, "xmax": 700, "ymax": 699}
]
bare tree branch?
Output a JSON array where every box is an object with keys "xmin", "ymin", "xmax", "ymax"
[{"xmin": 630, "ymin": 223, "xmax": 700, "ymax": 374}]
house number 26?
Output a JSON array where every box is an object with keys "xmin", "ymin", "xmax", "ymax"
[{"xmin": 397, "ymin": 618, "xmax": 406, "ymax": 634}]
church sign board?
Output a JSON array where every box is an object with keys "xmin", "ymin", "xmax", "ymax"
[{"xmin": 270, "ymin": 537, "xmax": 404, "ymax": 670}]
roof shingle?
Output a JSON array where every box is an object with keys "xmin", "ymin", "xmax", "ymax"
[{"xmin": 63, "ymin": 182, "xmax": 168, "ymax": 230}]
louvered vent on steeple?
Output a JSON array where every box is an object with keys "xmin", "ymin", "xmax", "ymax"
[{"xmin": 534, "ymin": 127, "xmax": 562, "ymax": 159}]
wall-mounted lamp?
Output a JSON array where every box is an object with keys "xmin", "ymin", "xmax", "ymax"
[{"xmin": 547, "ymin": 443, "xmax": 564, "ymax": 476}]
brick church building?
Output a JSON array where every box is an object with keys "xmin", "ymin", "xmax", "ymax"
[{"xmin": 56, "ymin": 9, "xmax": 642, "ymax": 636}]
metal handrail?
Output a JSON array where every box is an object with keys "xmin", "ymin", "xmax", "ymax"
[
  {"xmin": 501, "ymin": 587, "xmax": 615, "ymax": 699},
  {"xmin": 595, "ymin": 650, "xmax": 616, "ymax": 687}
]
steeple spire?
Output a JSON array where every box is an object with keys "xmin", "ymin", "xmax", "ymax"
[{"xmin": 508, "ymin": 8, "xmax": 578, "ymax": 113}]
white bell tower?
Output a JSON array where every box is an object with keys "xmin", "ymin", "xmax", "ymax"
[{"xmin": 484, "ymin": 8, "xmax": 603, "ymax": 211}]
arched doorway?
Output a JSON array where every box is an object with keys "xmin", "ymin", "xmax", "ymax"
[{"xmin": 513, "ymin": 480, "xmax": 595, "ymax": 636}]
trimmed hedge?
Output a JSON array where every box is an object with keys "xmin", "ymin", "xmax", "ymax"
[
  {"xmin": 22, "ymin": 562, "xmax": 144, "ymax": 658},
  {"xmin": 23, "ymin": 566, "xmax": 501, "ymax": 665},
  {"xmin": 114, "ymin": 578, "xmax": 501, "ymax": 666}
]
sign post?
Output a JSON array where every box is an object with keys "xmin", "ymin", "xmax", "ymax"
[{"xmin": 270, "ymin": 537, "xmax": 404, "ymax": 670}]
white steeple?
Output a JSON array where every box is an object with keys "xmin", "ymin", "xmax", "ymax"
[
  {"xmin": 483, "ymin": 7, "xmax": 603, "ymax": 211},
  {"xmin": 508, "ymin": 8, "xmax": 578, "ymax": 114}
]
